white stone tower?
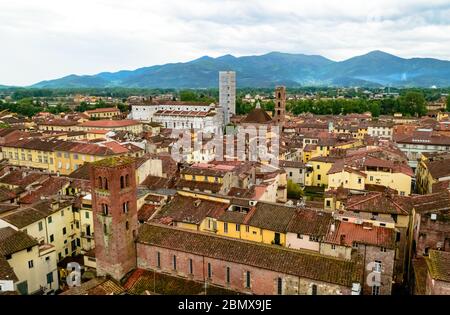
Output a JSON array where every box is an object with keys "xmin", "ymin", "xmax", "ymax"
[{"xmin": 219, "ymin": 71, "xmax": 236, "ymax": 125}]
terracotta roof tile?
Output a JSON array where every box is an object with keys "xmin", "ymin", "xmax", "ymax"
[
  {"xmin": 287, "ymin": 209, "xmax": 333, "ymax": 236},
  {"xmin": 324, "ymin": 221, "xmax": 396, "ymax": 249},
  {"xmin": 0, "ymin": 227, "xmax": 38, "ymax": 256},
  {"xmin": 80, "ymin": 119, "xmax": 141, "ymax": 128},
  {"xmin": 425, "ymin": 250, "xmax": 450, "ymax": 282},
  {"xmin": 137, "ymin": 223, "xmax": 363, "ymax": 287}
]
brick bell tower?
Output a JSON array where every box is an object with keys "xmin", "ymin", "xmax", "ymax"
[
  {"xmin": 89, "ymin": 156, "xmax": 138, "ymax": 281},
  {"xmin": 274, "ymin": 86, "xmax": 286, "ymax": 125}
]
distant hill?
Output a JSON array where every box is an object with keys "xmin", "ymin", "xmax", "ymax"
[{"xmin": 31, "ymin": 51, "xmax": 450, "ymax": 88}]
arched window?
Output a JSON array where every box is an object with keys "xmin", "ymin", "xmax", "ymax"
[
  {"xmin": 104, "ymin": 178, "xmax": 108, "ymax": 190},
  {"xmin": 120, "ymin": 176, "xmax": 125, "ymax": 189},
  {"xmin": 102, "ymin": 204, "xmax": 109, "ymax": 216},
  {"xmin": 278, "ymin": 92, "xmax": 281, "ymax": 98},
  {"xmin": 125, "ymin": 174, "xmax": 129, "ymax": 187},
  {"xmin": 123, "ymin": 202, "xmax": 129, "ymax": 214},
  {"xmin": 98, "ymin": 176, "xmax": 103, "ymax": 189},
  {"xmin": 103, "ymin": 223, "xmax": 107, "ymax": 234},
  {"xmin": 125, "ymin": 221, "xmax": 129, "ymax": 230}
]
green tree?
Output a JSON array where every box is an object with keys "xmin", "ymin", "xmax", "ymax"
[
  {"xmin": 399, "ymin": 92, "xmax": 427, "ymax": 117},
  {"xmin": 369, "ymin": 102, "xmax": 381, "ymax": 117},
  {"xmin": 179, "ymin": 90, "xmax": 198, "ymax": 102},
  {"xmin": 262, "ymin": 100, "xmax": 275, "ymax": 115},
  {"xmin": 117, "ymin": 103, "xmax": 129, "ymax": 112},
  {"xmin": 287, "ymin": 179, "xmax": 304, "ymax": 200}
]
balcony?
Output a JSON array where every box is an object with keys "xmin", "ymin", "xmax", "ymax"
[
  {"xmin": 81, "ymin": 232, "xmax": 94, "ymax": 239},
  {"xmin": 95, "ymin": 189, "xmax": 110, "ymax": 197}
]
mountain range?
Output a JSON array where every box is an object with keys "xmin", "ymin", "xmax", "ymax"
[{"xmin": 30, "ymin": 51, "xmax": 450, "ymax": 88}]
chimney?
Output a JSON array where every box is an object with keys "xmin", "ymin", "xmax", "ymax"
[
  {"xmin": 329, "ymin": 222, "xmax": 336, "ymax": 234},
  {"xmin": 340, "ymin": 234, "xmax": 346, "ymax": 245},
  {"xmin": 51, "ymin": 201, "xmax": 59, "ymax": 210}
]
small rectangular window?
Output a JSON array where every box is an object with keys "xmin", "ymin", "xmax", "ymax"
[
  {"xmin": 48, "ymin": 216, "xmax": 52, "ymax": 224},
  {"xmin": 208, "ymin": 263, "xmax": 212, "ymax": 279},
  {"xmin": 246, "ymin": 271, "xmax": 251, "ymax": 288},
  {"xmin": 372, "ymin": 285, "xmax": 380, "ymax": 295},
  {"xmin": 189, "ymin": 258, "xmax": 193, "ymax": 275},
  {"xmin": 50, "ymin": 234, "xmax": 54, "ymax": 242},
  {"xmin": 277, "ymin": 277, "xmax": 283, "ymax": 295},
  {"xmin": 173, "ymin": 255, "xmax": 177, "ymax": 270},
  {"xmin": 157, "ymin": 252, "xmax": 161, "ymax": 268},
  {"xmin": 38, "ymin": 221, "xmax": 43, "ymax": 231},
  {"xmin": 374, "ymin": 261, "xmax": 382, "ymax": 273},
  {"xmin": 28, "ymin": 260, "xmax": 34, "ymax": 268},
  {"xmin": 226, "ymin": 267, "xmax": 230, "ymax": 284},
  {"xmin": 236, "ymin": 224, "xmax": 240, "ymax": 232},
  {"xmin": 224, "ymin": 222, "xmax": 228, "ymax": 233}
]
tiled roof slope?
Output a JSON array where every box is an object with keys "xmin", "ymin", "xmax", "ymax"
[
  {"xmin": 137, "ymin": 223, "xmax": 363, "ymax": 287},
  {"xmin": 0, "ymin": 227, "xmax": 37, "ymax": 256},
  {"xmin": 425, "ymin": 250, "xmax": 450, "ymax": 282}
]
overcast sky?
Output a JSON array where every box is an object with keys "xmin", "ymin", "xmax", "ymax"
[{"xmin": 1, "ymin": 0, "xmax": 450, "ymax": 86}]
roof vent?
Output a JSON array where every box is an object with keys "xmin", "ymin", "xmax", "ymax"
[
  {"xmin": 194, "ymin": 199, "xmax": 201, "ymax": 207},
  {"xmin": 329, "ymin": 223, "xmax": 336, "ymax": 234}
]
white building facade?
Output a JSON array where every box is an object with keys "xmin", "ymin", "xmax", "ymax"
[{"xmin": 130, "ymin": 101, "xmax": 223, "ymax": 134}]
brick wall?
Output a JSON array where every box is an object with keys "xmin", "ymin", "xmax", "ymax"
[
  {"xmin": 358, "ymin": 244, "xmax": 395, "ymax": 295},
  {"xmin": 416, "ymin": 215, "xmax": 450, "ymax": 257},
  {"xmin": 136, "ymin": 243, "xmax": 352, "ymax": 295},
  {"xmin": 90, "ymin": 161, "xmax": 138, "ymax": 281}
]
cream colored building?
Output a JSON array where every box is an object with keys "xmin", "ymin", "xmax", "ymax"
[
  {"xmin": 0, "ymin": 199, "xmax": 77, "ymax": 262},
  {"xmin": 0, "ymin": 227, "xmax": 58, "ymax": 295}
]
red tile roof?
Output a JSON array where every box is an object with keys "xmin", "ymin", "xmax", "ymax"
[
  {"xmin": 137, "ymin": 223, "xmax": 363, "ymax": 287},
  {"xmin": 325, "ymin": 221, "xmax": 396, "ymax": 249},
  {"xmin": 80, "ymin": 119, "xmax": 141, "ymax": 128},
  {"xmin": 138, "ymin": 204, "xmax": 158, "ymax": 222}
]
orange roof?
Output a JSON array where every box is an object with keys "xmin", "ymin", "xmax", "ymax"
[
  {"xmin": 80, "ymin": 119, "xmax": 140, "ymax": 128},
  {"xmin": 325, "ymin": 221, "xmax": 396, "ymax": 249},
  {"xmin": 87, "ymin": 129, "xmax": 109, "ymax": 134},
  {"xmin": 102, "ymin": 141, "xmax": 129, "ymax": 154},
  {"xmin": 86, "ymin": 107, "xmax": 120, "ymax": 114}
]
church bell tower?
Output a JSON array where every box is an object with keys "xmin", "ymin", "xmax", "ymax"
[{"xmin": 89, "ymin": 156, "xmax": 138, "ymax": 281}]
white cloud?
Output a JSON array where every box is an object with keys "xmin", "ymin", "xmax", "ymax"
[{"xmin": 1, "ymin": 0, "xmax": 450, "ymax": 85}]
